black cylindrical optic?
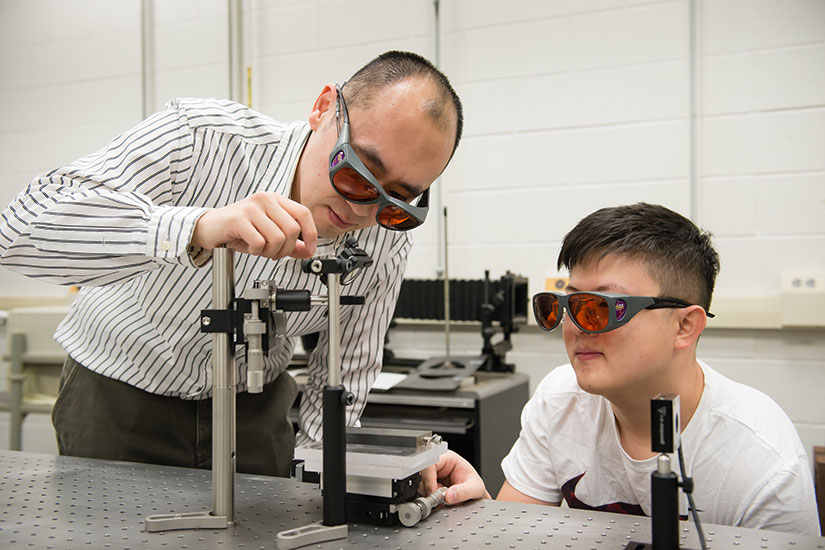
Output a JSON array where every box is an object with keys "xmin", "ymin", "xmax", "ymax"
[{"xmin": 275, "ymin": 290, "xmax": 311, "ymax": 311}]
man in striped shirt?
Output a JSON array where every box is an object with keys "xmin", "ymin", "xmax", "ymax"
[{"xmin": 0, "ymin": 50, "xmax": 463, "ymax": 477}]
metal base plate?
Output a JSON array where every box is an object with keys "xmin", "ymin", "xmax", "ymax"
[{"xmin": 1, "ymin": 451, "xmax": 822, "ymax": 549}]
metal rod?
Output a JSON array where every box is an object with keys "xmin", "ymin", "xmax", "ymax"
[
  {"xmin": 443, "ymin": 206, "xmax": 451, "ymax": 364},
  {"xmin": 140, "ymin": 0, "xmax": 155, "ymax": 118},
  {"xmin": 432, "ymin": 0, "xmax": 445, "ymax": 279},
  {"xmin": 689, "ymin": 0, "xmax": 702, "ymax": 222},
  {"xmin": 327, "ymin": 274, "xmax": 341, "ymax": 387},
  {"xmin": 247, "ymin": 66, "xmax": 252, "ymax": 107},
  {"xmin": 211, "ymin": 247, "xmax": 236, "ymax": 521},
  {"xmin": 8, "ymin": 333, "xmax": 25, "ymax": 451},
  {"xmin": 323, "ymin": 272, "xmax": 346, "ymax": 526},
  {"xmin": 228, "ymin": 0, "xmax": 243, "ymax": 103}
]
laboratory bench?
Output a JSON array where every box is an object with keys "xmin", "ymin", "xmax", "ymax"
[{"xmin": 2, "ymin": 450, "xmax": 822, "ymax": 549}]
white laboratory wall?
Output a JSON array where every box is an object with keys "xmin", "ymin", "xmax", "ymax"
[
  {"xmin": 0, "ymin": 0, "xmax": 143, "ymax": 299},
  {"xmin": 0, "ymin": 0, "xmax": 823, "ymax": 473}
]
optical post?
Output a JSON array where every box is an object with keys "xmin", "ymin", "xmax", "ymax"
[
  {"xmin": 625, "ymin": 393, "xmax": 701, "ymax": 550},
  {"xmin": 143, "ymin": 246, "xmax": 239, "ymax": 531},
  {"xmin": 142, "ymin": 239, "xmax": 370, "ymax": 535},
  {"xmin": 276, "ymin": 240, "xmax": 373, "ymax": 548},
  {"xmin": 650, "ymin": 393, "xmax": 681, "ymax": 550}
]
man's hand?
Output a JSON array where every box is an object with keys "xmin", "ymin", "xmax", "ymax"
[
  {"xmin": 191, "ymin": 192, "xmax": 317, "ymax": 259},
  {"xmin": 419, "ymin": 450, "xmax": 491, "ymax": 505}
]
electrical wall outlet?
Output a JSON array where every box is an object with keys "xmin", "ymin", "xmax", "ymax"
[
  {"xmin": 781, "ymin": 273, "xmax": 824, "ymax": 293},
  {"xmin": 780, "ymin": 273, "xmax": 825, "ymax": 327}
]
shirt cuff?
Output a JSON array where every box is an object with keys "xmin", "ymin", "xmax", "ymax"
[{"xmin": 146, "ymin": 205, "xmax": 210, "ymax": 267}]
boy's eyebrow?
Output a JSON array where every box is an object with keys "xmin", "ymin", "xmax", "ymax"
[{"xmin": 565, "ymin": 284, "xmax": 626, "ymax": 293}]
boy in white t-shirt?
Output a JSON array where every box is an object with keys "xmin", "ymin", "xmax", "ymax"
[{"xmin": 424, "ymin": 203, "xmax": 820, "ymax": 535}]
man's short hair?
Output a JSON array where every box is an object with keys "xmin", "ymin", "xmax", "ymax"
[
  {"xmin": 344, "ymin": 50, "xmax": 463, "ymax": 158},
  {"xmin": 557, "ymin": 203, "xmax": 720, "ymax": 310}
]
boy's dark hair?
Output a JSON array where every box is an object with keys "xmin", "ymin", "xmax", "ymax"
[
  {"xmin": 557, "ymin": 203, "xmax": 720, "ymax": 310},
  {"xmin": 344, "ymin": 50, "xmax": 463, "ymax": 159}
]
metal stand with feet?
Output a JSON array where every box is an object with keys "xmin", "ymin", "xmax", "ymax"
[
  {"xmin": 276, "ymin": 247, "xmax": 371, "ymax": 549},
  {"xmin": 145, "ymin": 246, "xmax": 237, "ymax": 531}
]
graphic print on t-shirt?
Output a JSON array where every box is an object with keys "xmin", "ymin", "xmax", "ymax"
[{"xmin": 561, "ymin": 473, "xmax": 645, "ymax": 515}]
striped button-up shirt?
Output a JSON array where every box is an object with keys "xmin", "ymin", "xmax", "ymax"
[{"xmin": 0, "ymin": 98, "xmax": 411, "ymax": 443}]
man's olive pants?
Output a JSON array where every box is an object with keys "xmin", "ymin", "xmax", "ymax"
[{"xmin": 51, "ymin": 356, "xmax": 298, "ymax": 476}]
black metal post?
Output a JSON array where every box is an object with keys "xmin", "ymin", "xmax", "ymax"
[
  {"xmin": 651, "ymin": 462, "xmax": 679, "ymax": 550},
  {"xmin": 322, "ymin": 385, "xmax": 347, "ymax": 525}
]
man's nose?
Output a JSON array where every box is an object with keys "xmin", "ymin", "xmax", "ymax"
[{"xmin": 349, "ymin": 201, "xmax": 378, "ymax": 219}]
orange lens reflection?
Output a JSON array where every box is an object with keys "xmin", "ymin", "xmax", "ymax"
[
  {"xmin": 568, "ymin": 294, "xmax": 610, "ymax": 332},
  {"xmin": 535, "ymin": 295, "xmax": 560, "ymax": 330},
  {"xmin": 378, "ymin": 205, "xmax": 418, "ymax": 229},
  {"xmin": 332, "ymin": 166, "xmax": 379, "ymax": 202}
]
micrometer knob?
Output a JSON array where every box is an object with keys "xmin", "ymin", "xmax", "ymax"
[
  {"xmin": 397, "ymin": 500, "xmax": 424, "ymax": 527},
  {"xmin": 397, "ymin": 487, "xmax": 448, "ymax": 527},
  {"xmin": 426, "ymin": 486, "xmax": 449, "ymax": 510},
  {"xmin": 247, "ymin": 346, "xmax": 264, "ymax": 393},
  {"xmin": 248, "ymin": 368, "xmax": 264, "ymax": 393}
]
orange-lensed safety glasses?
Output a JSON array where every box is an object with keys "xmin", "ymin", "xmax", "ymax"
[{"xmin": 532, "ymin": 291, "xmax": 714, "ymax": 334}]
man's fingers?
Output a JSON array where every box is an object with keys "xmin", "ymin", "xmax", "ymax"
[
  {"xmin": 192, "ymin": 193, "xmax": 319, "ymax": 260},
  {"xmin": 273, "ymin": 195, "xmax": 317, "ymax": 256},
  {"xmin": 250, "ymin": 212, "xmax": 296, "ymax": 257},
  {"xmin": 228, "ymin": 218, "xmax": 266, "ymax": 255},
  {"xmin": 418, "ymin": 465, "xmax": 438, "ymax": 496},
  {"xmin": 250, "ymin": 193, "xmax": 317, "ymax": 259},
  {"xmin": 236, "ymin": 193, "xmax": 318, "ymax": 259},
  {"xmin": 290, "ymin": 240, "xmax": 315, "ymax": 259}
]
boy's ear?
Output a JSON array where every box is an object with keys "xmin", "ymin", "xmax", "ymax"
[{"xmin": 674, "ymin": 306, "xmax": 707, "ymax": 350}]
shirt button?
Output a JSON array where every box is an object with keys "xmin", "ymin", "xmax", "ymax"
[{"xmin": 162, "ymin": 240, "xmax": 171, "ymax": 251}]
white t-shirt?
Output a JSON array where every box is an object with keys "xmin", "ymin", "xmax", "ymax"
[{"xmin": 501, "ymin": 360, "xmax": 820, "ymax": 535}]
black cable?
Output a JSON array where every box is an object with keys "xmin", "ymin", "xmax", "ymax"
[{"xmin": 677, "ymin": 444, "xmax": 707, "ymax": 550}]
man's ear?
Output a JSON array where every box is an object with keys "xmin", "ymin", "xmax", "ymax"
[
  {"xmin": 308, "ymin": 83, "xmax": 337, "ymax": 131},
  {"xmin": 674, "ymin": 306, "xmax": 707, "ymax": 350}
]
